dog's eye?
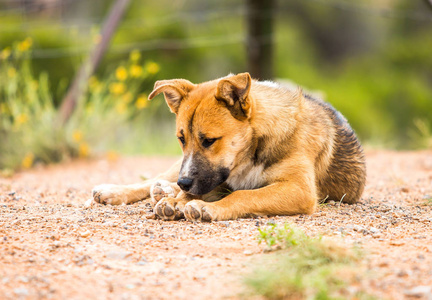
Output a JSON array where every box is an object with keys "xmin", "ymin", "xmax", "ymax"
[
  {"xmin": 202, "ymin": 138, "xmax": 217, "ymax": 148},
  {"xmin": 178, "ymin": 136, "xmax": 186, "ymax": 146}
]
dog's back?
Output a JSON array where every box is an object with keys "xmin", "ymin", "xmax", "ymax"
[{"xmin": 303, "ymin": 94, "xmax": 366, "ymax": 203}]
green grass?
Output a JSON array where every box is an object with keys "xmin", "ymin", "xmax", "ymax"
[
  {"xmin": 244, "ymin": 224, "xmax": 371, "ymax": 300},
  {"xmin": 421, "ymin": 196, "xmax": 432, "ymax": 206}
]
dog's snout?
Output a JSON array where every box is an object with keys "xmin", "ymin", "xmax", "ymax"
[{"xmin": 177, "ymin": 177, "xmax": 193, "ymax": 191}]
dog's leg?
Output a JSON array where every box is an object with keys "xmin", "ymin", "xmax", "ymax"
[
  {"xmin": 153, "ymin": 191, "xmax": 193, "ymax": 220},
  {"xmin": 153, "ymin": 186, "xmax": 227, "ymax": 220},
  {"xmin": 183, "ymin": 177, "xmax": 318, "ymax": 221},
  {"xmin": 149, "ymin": 180, "xmax": 181, "ymax": 207},
  {"xmin": 92, "ymin": 159, "xmax": 181, "ymax": 205}
]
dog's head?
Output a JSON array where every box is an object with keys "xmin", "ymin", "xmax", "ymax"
[{"xmin": 149, "ymin": 73, "xmax": 255, "ymax": 195}]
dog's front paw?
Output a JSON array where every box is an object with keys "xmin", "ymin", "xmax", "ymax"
[
  {"xmin": 92, "ymin": 184, "xmax": 129, "ymax": 205},
  {"xmin": 184, "ymin": 200, "xmax": 218, "ymax": 222},
  {"xmin": 154, "ymin": 197, "xmax": 185, "ymax": 221},
  {"xmin": 149, "ymin": 180, "xmax": 177, "ymax": 207}
]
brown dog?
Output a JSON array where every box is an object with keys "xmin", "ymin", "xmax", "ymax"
[{"xmin": 92, "ymin": 72, "xmax": 366, "ymax": 221}]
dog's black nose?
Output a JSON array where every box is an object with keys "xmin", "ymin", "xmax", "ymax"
[{"xmin": 177, "ymin": 177, "xmax": 193, "ymax": 191}]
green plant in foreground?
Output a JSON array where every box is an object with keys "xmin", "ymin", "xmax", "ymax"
[
  {"xmin": 246, "ymin": 224, "xmax": 369, "ymax": 300},
  {"xmin": 421, "ymin": 196, "xmax": 432, "ymax": 206},
  {"xmin": 258, "ymin": 223, "xmax": 306, "ymax": 250}
]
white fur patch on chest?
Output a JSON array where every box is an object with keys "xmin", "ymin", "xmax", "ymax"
[{"xmin": 226, "ymin": 164, "xmax": 265, "ymax": 191}]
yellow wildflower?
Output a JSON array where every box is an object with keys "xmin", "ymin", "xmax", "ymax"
[
  {"xmin": 17, "ymin": 37, "xmax": 32, "ymax": 52},
  {"xmin": 15, "ymin": 113, "xmax": 28, "ymax": 126},
  {"xmin": 1, "ymin": 47, "xmax": 11, "ymax": 60},
  {"xmin": 79, "ymin": 143, "xmax": 90, "ymax": 158},
  {"xmin": 130, "ymin": 50, "xmax": 141, "ymax": 62},
  {"xmin": 106, "ymin": 150, "xmax": 119, "ymax": 162},
  {"xmin": 7, "ymin": 67, "xmax": 16, "ymax": 78},
  {"xmin": 109, "ymin": 82, "xmax": 126, "ymax": 95},
  {"xmin": 72, "ymin": 130, "xmax": 83, "ymax": 143},
  {"xmin": 122, "ymin": 92, "xmax": 133, "ymax": 103},
  {"xmin": 146, "ymin": 62, "xmax": 160, "ymax": 74},
  {"xmin": 115, "ymin": 66, "xmax": 128, "ymax": 81},
  {"xmin": 135, "ymin": 94, "xmax": 149, "ymax": 110},
  {"xmin": 21, "ymin": 153, "xmax": 34, "ymax": 169},
  {"xmin": 130, "ymin": 65, "xmax": 143, "ymax": 78},
  {"xmin": 115, "ymin": 102, "xmax": 127, "ymax": 114}
]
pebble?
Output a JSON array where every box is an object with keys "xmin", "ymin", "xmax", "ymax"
[
  {"xmin": 79, "ymin": 230, "xmax": 91, "ymax": 238},
  {"xmin": 400, "ymin": 187, "xmax": 410, "ymax": 193},
  {"xmin": 369, "ymin": 227, "xmax": 380, "ymax": 234},
  {"xmin": 372, "ymin": 233, "xmax": 382, "ymax": 239},
  {"xmin": 379, "ymin": 206, "xmax": 392, "ymax": 213},
  {"xmin": 243, "ymin": 250, "xmax": 253, "ymax": 256},
  {"xmin": 14, "ymin": 287, "xmax": 29, "ymax": 297},
  {"xmin": 378, "ymin": 261, "xmax": 389, "ymax": 267},
  {"xmin": 353, "ymin": 225, "xmax": 363, "ymax": 232},
  {"xmin": 390, "ymin": 240, "xmax": 405, "ymax": 246},
  {"xmin": 392, "ymin": 212, "xmax": 403, "ymax": 218},
  {"xmin": 48, "ymin": 234, "xmax": 60, "ymax": 241},
  {"xmin": 106, "ymin": 251, "xmax": 132, "ymax": 260},
  {"xmin": 404, "ymin": 286, "xmax": 432, "ymax": 297},
  {"xmin": 84, "ymin": 198, "xmax": 94, "ymax": 208}
]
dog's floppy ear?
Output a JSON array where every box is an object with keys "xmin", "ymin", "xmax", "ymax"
[
  {"xmin": 148, "ymin": 79, "xmax": 194, "ymax": 114},
  {"xmin": 215, "ymin": 72, "xmax": 252, "ymax": 120}
]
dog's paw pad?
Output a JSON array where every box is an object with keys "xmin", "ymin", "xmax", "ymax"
[
  {"xmin": 184, "ymin": 201, "xmax": 215, "ymax": 222},
  {"xmin": 92, "ymin": 184, "xmax": 126, "ymax": 205},
  {"xmin": 154, "ymin": 197, "xmax": 183, "ymax": 221},
  {"xmin": 201, "ymin": 208, "xmax": 213, "ymax": 222},
  {"xmin": 188, "ymin": 205, "xmax": 201, "ymax": 220},
  {"xmin": 150, "ymin": 180, "xmax": 176, "ymax": 207},
  {"xmin": 163, "ymin": 205, "xmax": 175, "ymax": 217}
]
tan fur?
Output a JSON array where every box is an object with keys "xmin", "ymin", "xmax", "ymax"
[{"xmin": 93, "ymin": 72, "xmax": 366, "ymax": 221}]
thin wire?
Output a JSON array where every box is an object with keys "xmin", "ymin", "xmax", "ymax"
[
  {"xmin": 0, "ymin": 0, "xmax": 79, "ymax": 16},
  {"xmin": 3, "ymin": 31, "xmax": 284, "ymax": 60},
  {"xmin": 0, "ymin": 7, "xmax": 245, "ymax": 32},
  {"xmin": 19, "ymin": 34, "xmax": 244, "ymax": 59},
  {"xmin": 301, "ymin": 0, "xmax": 432, "ymax": 22}
]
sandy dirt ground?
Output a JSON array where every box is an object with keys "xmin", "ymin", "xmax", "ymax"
[{"xmin": 1, "ymin": 150, "xmax": 432, "ymax": 300}]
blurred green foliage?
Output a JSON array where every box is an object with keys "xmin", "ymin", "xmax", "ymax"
[
  {"xmin": 0, "ymin": 0, "xmax": 431, "ymax": 170},
  {"xmin": 0, "ymin": 40, "xmax": 178, "ymax": 171}
]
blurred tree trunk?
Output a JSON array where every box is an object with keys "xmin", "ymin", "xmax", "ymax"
[
  {"xmin": 58, "ymin": 0, "xmax": 131, "ymax": 125},
  {"xmin": 246, "ymin": 0, "xmax": 274, "ymax": 80}
]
